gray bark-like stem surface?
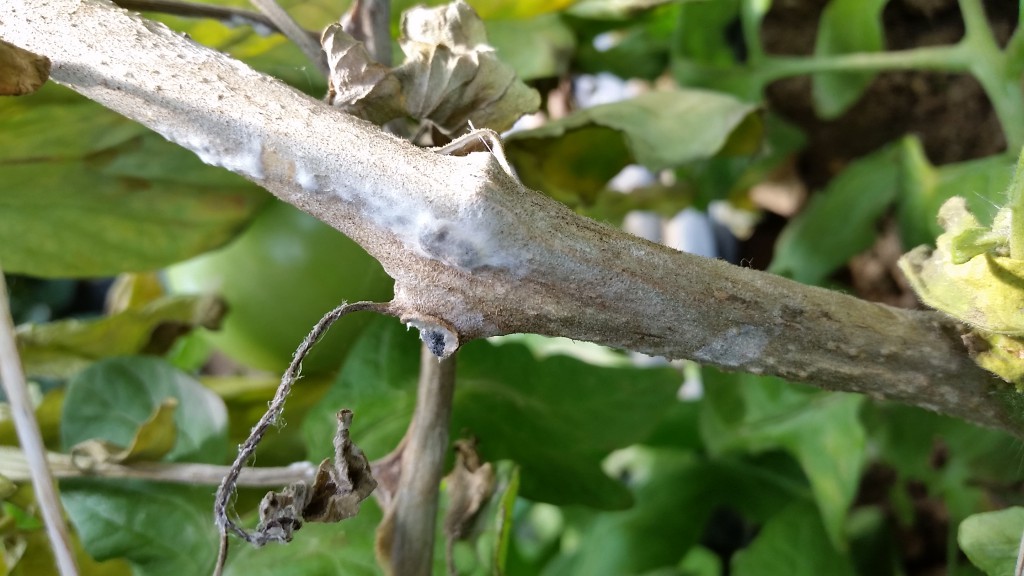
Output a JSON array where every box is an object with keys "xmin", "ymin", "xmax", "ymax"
[
  {"xmin": 376, "ymin": 345, "xmax": 457, "ymax": 575},
  {"xmin": 0, "ymin": 0, "xmax": 1017, "ymax": 434}
]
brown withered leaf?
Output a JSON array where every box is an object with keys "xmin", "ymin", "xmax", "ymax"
[
  {"xmin": 254, "ymin": 410, "xmax": 376, "ymax": 545},
  {"xmin": 443, "ymin": 439, "xmax": 495, "ymax": 543},
  {"xmin": 322, "ymin": 0, "xmax": 539, "ymax": 134},
  {"xmin": 0, "ymin": 40, "xmax": 49, "ymax": 96},
  {"xmin": 395, "ymin": 1, "xmax": 539, "ymax": 135},
  {"xmin": 321, "ymin": 24, "xmax": 402, "ymax": 124}
]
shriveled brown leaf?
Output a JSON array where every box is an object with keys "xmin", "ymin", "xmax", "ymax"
[
  {"xmin": 322, "ymin": 24, "xmax": 402, "ymax": 124},
  {"xmin": 395, "ymin": 2, "xmax": 539, "ymax": 134},
  {"xmin": 322, "ymin": 0, "xmax": 539, "ymax": 134},
  {"xmin": 0, "ymin": 39, "xmax": 49, "ymax": 95},
  {"xmin": 254, "ymin": 410, "xmax": 376, "ymax": 545},
  {"xmin": 443, "ymin": 439, "xmax": 495, "ymax": 541}
]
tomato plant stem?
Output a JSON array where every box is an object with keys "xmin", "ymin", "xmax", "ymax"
[{"xmin": 377, "ymin": 345, "xmax": 457, "ymax": 576}]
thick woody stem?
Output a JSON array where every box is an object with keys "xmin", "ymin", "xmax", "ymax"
[{"xmin": 0, "ymin": 0, "xmax": 1017, "ymax": 435}]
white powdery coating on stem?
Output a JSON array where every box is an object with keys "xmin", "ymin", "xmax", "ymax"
[
  {"xmin": 295, "ymin": 148, "xmax": 528, "ymax": 275},
  {"xmin": 167, "ymin": 126, "xmax": 265, "ymax": 180}
]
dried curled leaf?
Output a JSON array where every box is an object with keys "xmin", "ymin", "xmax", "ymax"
[
  {"xmin": 323, "ymin": 0, "xmax": 539, "ymax": 134},
  {"xmin": 443, "ymin": 438, "xmax": 495, "ymax": 543},
  {"xmin": 321, "ymin": 26, "xmax": 401, "ymax": 124},
  {"xmin": 0, "ymin": 39, "xmax": 49, "ymax": 95},
  {"xmin": 254, "ymin": 410, "xmax": 376, "ymax": 545}
]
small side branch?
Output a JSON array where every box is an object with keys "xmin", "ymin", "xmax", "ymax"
[
  {"xmin": 0, "ymin": 447, "xmax": 317, "ymax": 486},
  {"xmin": 213, "ymin": 301, "xmax": 390, "ymax": 543},
  {"xmin": 375, "ymin": 344, "xmax": 457, "ymax": 576},
  {"xmin": 0, "ymin": 271, "xmax": 78, "ymax": 576},
  {"xmin": 249, "ymin": 0, "xmax": 327, "ymax": 75}
]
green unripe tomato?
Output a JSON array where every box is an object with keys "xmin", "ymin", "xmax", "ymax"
[{"xmin": 166, "ymin": 200, "xmax": 393, "ymax": 375}]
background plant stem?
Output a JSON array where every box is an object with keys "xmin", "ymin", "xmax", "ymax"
[{"xmin": 0, "ymin": 271, "xmax": 78, "ymax": 576}]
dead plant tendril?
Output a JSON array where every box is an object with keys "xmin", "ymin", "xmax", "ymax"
[{"xmin": 212, "ymin": 300, "xmax": 392, "ymax": 575}]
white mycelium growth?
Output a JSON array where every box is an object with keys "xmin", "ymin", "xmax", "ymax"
[{"xmin": 292, "ymin": 143, "xmax": 528, "ymax": 276}]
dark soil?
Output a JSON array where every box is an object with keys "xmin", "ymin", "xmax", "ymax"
[
  {"xmin": 741, "ymin": 0, "xmax": 1018, "ymax": 300},
  {"xmin": 762, "ymin": 0, "xmax": 1016, "ymax": 188}
]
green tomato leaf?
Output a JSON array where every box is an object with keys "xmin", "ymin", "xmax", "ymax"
[
  {"xmin": 68, "ymin": 398, "xmax": 179, "ymax": 466},
  {"xmin": 866, "ymin": 402, "xmax": 1022, "ymax": 526},
  {"xmin": 812, "ymin": 0, "xmax": 888, "ymax": 119},
  {"xmin": 16, "ymin": 294, "xmax": 224, "ymax": 379},
  {"xmin": 678, "ymin": 546, "xmax": 723, "ymax": 576},
  {"xmin": 701, "ymin": 371, "xmax": 866, "ymax": 550},
  {"xmin": 669, "ymin": 0, "xmax": 764, "ymax": 100},
  {"xmin": 541, "ymin": 449, "xmax": 714, "ymax": 576},
  {"xmin": 769, "ymin": 143, "xmax": 900, "ymax": 284},
  {"xmin": 672, "ymin": 0, "xmax": 740, "ymax": 67},
  {"xmin": 506, "ymin": 90, "xmax": 760, "ymax": 205},
  {"xmin": 542, "ymin": 447, "xmax": 804, "ymax": 576},
  {"xmin": 455, "ymin": 338, "xmax": 680, "ymax": 508},
  {"xmin": 897, "ymin": 138, "xmax": 1013, "ymax": 249},
  {"xmin": 61, "ymin": 480, "xmax": 218, "ymax": 576},
  {"xmin": 62, "ymin": 356, "xmax": 228, "ymax": 464},
  {"xmin": 571, "ymin": 4, "xmax": 677, "ymax": 81},
  {"xmin": 732, "ymin": 502, "xmax": 856, "ymax": 576},
  {"xmin": 485, "ymin": 15, "xmax": 576, "ymax": 81},
  {"xmin": 304, "ymin": 318, "xmax": 681, "ymax": 509},
  {"xmin": 959, "ymin": 507, "xmax": 1024, "ymax": 576},
  {"xmin": 1007, "ymin": 145, "xmax": 1024, "ymax": 260},
  {"xmin": 568, "ymin": 0, "xmax": 677, "ymax": 19},
  {"xmin": 222, "ymin": 500, "xmax": 383, "ymax": 576},
  {"xmin": 0, "ymin": 86, "xmax": 269, "ymax": 278},
  {"xmin": 8, "ymin": 509, "xmax": 133, "ymax": 576}
]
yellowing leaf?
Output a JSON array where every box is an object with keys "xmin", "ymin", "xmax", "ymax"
[
  {"xmin": 69, "ymin": 399, "xmax": 179, "ymax": 467},
  {"xmin": 899, "ymin": 197, "xmax": 1024, "ymax": 337},
  {"xmin": 17, "ymin": 295, "xmax": 225, "ymax": 378}
]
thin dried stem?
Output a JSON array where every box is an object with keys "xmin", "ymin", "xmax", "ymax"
[
  {"xmin": 342, "ymin": 0, "xmax": 392, "ymax": 66},
  {"xmin": 213, "ymin": 300, "xmax": 391, "ymax": 543},
  {"xmin": 249, "ymin": 0, "xmax": 327, "ymax": 75},
  {"xmin": 0, "ymin": 446, "xmax": 316, "ymax": 486},
  {"xmin": 112, "ymin": 0, "xmax": 288, "ymax": 35},
  {"xmin": 0, "ymin": 272, "xmax": 78, "ymax": 576},
  {"xmin": 376, "ymin": 344, "xmax": 457, "ymax": 576}
]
